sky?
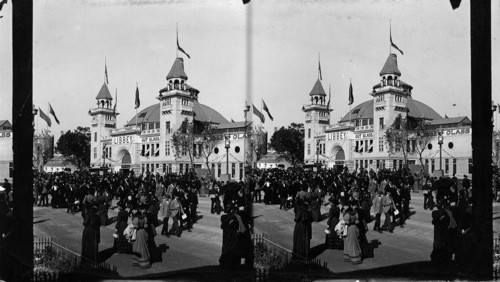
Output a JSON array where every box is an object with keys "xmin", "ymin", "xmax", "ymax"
[{"xmin": 0, "ymin": 0, "xmax": 499, "ymax": 143}]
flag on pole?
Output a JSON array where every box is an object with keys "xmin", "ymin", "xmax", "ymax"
[
  {"xmin": 48, "ymin": 103, "xmax": 60, "ymax": 124},
  {"xmin": 177, "ymin": 25, "xmax": 191, "ymax": 59},
  {"xmin": 231, "ymin": 118, "xmax": 235, "ymax": 122},
  {"xmin": 348, "ymin": 80, "xmax": 354, "ymax": 105},
  {"xmin": 318, "ymin": 58, "xmax": 322, "ymax": 81},
  {"xmin": 134, "ymin": 83, "xmax": 140, "ymax": 109},
  {"xmin": 113, "ymin": 88, "xmax": 117, "ymax": 115},
  {"xmin": 39, "ymin": 108, "xmax": 52, "ymax": 127},
  {"xmin": 105, "ymin": 58, "xmax": 109, "ymax": 84},
  {"xmin": 445, "ymin": 114, "xmax": 449, "ymax": 118},
  {"xmin": 390, "ymin": 25, "xmax": 404, "ymax": 55},
  {"xmin": 253, "ymin": 104, "xmax": 265, "ymax": 123},
  {"xmin": 262, "ymin": 99, "xmax": 274, "ymax": 121}
]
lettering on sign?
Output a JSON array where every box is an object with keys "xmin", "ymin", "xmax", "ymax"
[
  {"xmin": 326, "ymin": 131, "xmax": 346, "ymax": 141},
  {"xmin": 0, "ymin": 131, "xmax": 12, "ymax": 138},
  {"xmin": 142, "ymin": 136, "xmax": 160, "ymax": 143},
  {"xmin": 442, "ymin": 128, "xmax": 471, "ymax": 136},
  {"xmin": 354, "ymin": 132, "xmax": 373, "ymax": 139}
]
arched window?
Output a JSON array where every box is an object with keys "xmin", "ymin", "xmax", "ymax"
[
  {"xmin": 315, "ymin": 97, "xmax": 318, "ymax": 104},
  {"xmin": 101, "ymin": 100, "xmax": 104, "ymax": 108}
]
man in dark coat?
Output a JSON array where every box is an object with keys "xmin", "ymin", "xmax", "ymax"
[{"xmin": 219, "ymin": 206, "xmax": 240, "ymax": 269}]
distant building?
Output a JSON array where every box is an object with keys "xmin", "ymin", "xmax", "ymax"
[
  {"xmin": 33, "ymin": 130, "xmax": 54, "ymax": 172},
  {"xmin": 44, "ymin": 155, "xmax": 78, "ymax": 173},
  {"xmin": 303, "ymin": 53, "xmax": 473, "ymax": 177},
  {"xmin": 257, "ymin": 151, "xmax": 292, "ymax": 169},
  {"xmin": 0, "ymin": 120, "xmax": 13, "ymax": 181},
  {"xmin": 89, "ymin": 56, "xmax": 265, "ymax": 180}
]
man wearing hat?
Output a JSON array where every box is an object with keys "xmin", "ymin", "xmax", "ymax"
[{"xmin": 2, "ymin": 179, "xmax": 11, "ymax": 195}]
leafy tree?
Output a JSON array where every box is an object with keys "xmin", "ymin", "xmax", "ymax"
[
  {"xmin": 385, "ymin": 115, "xmax": 435, "ymax": 169},
  {"xmin": 56, "ymin": 126, "xmax": 90, "ymax": 169},
  {"xmin": 270, "ymin": 123, "xmax": 304, "ymax": 166},
  {"xmin": 198, "ymin": 123, "xmax": 222, "ymax": 175},
  {"xmin": 385, "ymin": 115, "xmax": 412, "ymax": 165},
  {"xmin": 414, "ymin": 120, "xmax": 435, "ymax": 175},
  {"xmin": 172, "ymin": 118, "xmax": 195, "ymax": 170}
]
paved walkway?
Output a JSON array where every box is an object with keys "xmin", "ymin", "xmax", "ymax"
[{"xmin": 34, "ymin": 197, "xmax": 227, "ymax": 279}]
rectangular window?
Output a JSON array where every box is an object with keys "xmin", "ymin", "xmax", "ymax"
[
  {"xmin": 165, "ymin": 141, "xmax": 171, "ymax": 156},
  {"xmin": 94, "ymin": 132, "xmax": 97, "ymax": 142},
  {"xmin": 231, "ymin": 163, "xmax": 236, "ymax": 177},
  {"xmin": 355, "ymin": 160, "xmax": 358, "ymax": 170},
  {"xmin": 307, "ymin": 144, "xmax": 311, "ymax": 155},
  {"xmin": 179, "ymin": 164, "xmax": 183, "ymax": 174},
  {"xmin": 146, "ymin": 163, "xmax": 150, "ymax": 172},
  {"xmin": 376, "ymin": 159, "xmax": 380, "ymax": 169},
  {"xmin": 93, "ymin": 147, "xmax": 97, "ymax": 158},
  {"xmin": 218, "ymin": 163, "xmax": 221, "ymax": 177},
  {"xmin": 393, "ymin": 160, "xmax": 397, "ymax": 170},
  {"xmin": 399, "ymin": 160, "xmax": 403, "ymax": 170},
  {"xmin": 322, "ymin": 143, "xmax": 326, "ymax": 154},
  {"xmin": 166, "ymin": 121, "xmax": 171, "ymax": 134},
  {"xmin": 185, "ymin": 164, "xmax": 189, "ymax": 174},
  {"xmin": 379, "ymin": 138, "xmax": 384, "ymax": 152},
  {"xmin": 468, "ymin": 158, "xmax": 473, "ymax": 174},
  {"xmin": 168, "ymin": 163, "xmax": 172, "ymax": 173},
  {"xmin": 445, "ymin": 159, "xmax": 449, "ymax": 174},
  {"xmin": 379, "ymin": 117, "xmax": 384, "ymax": 130},
  {"xmin": 453, "ymin": 159, "xmax": 457, "ymax": 175},
  {"xmin": 308, "ymin": 129, "xmax": 311, "ymax": 139},
  {"xmin": 239, "ymin": 163, "xmax": 243, "ymax": 180},
  {"xmin": 355, "ymin": 141, "xmax": 359, "ymax": 152},
  {"xmin": 431, "ymin": 159, "xmax": 435, "ymax": 172},
  {"xmin": 141, "ymin": 164, "xmax": 144, "ymax": 173},
  {"xmin": 163, "ymin": 163, "xmax": 166, "ymax": 173}
]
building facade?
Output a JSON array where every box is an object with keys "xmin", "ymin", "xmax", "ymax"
[
  {"xmin": 0, "ymin": 120, "xmax": 13, "ymax": 181},
  {"xmin": 303, "ymin": 53, "xmax": 474, "ymax": 177},
  {"xmin": 90, "ymin": 56, "xmax": 262, "ymax": 180}
]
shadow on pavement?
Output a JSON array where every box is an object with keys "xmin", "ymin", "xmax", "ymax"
[
  {"xmin": 98, "ymin": 246, "xmax": 116, "ymax": 263},
  {"xmin": 119, "ymin": 265, "xmax": 254, "ymax": 281},
  {"xmin": 33, "ymin": 218, "xmax": 50, "ymax": 224},
  {"xmin": 274, "ymin": 260, "xmax": 460, "ymax": 280},
  {"xmin": 309, "ymin": 243, "xmax": 327, "ymax": 259}
]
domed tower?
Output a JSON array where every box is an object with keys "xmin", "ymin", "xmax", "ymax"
[
  {"xmin": 371, "ymin": 53, "xmax": 413, "ymax": 134},
  {"xmin": 302, "ymin": 78, "xmax": 331, "ymax": 164},
  {"xmin": 157, "ymin": 57, "xmax": 199, "ymax": 157},
  {"xmin": 89, "ymin": 81, "xmax": 117, "ymax": 168}
]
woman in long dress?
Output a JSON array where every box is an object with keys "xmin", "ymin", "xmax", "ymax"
[
  {"xmin": 81, "ymin": 202, "xmax": 100, "ymax": 263},
  {"xmin": 113, "ymin": 202, "xmax": 131, "ymax": 254},
  {"xmin": 132, "ymin": 209, "xmax": 151, "ymax": 269},
  {"xmin": 292, "ymin": 199, "xmax": 312, "ymax": 259},
  {"xmin": 325, "ymin": 197, "xmax": 343, "ymax": 250},
  {"xmin": 343, "ymin": 207, "xmax": 362, "ymax": 264}
]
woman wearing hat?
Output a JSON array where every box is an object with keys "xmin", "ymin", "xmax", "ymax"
[
  {"xmin": 81, "ymin": 201, "xmax": 101, "ymax": 263},
  {"xmin": 113, "ymin": 202, "xmax": 131, "ymax": 254},
  {"xmin": 132, "ymin": 206, "xmax": 151, "ymax": 269},
  {"xmin": 325, "ymin": 197, "xmax": 343, "ymax": 250},
  {"xmin": 292, "ymin": 198, "xmax": 312, "ymax": 259},
  {"xmin": 343, "ymin": 206, "xmax": 362, "ymax": 264}
]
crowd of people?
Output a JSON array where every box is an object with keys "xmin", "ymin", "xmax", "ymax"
[
  {"xmin": 31, "ymin": 170, "xmax": 252, "ymax": 269},
  {"xmin": 0, "ymin": 163, "xmax": 484, "ymax": 272},
  {"xmin": 244, "ymin": 166, "xmax": 475, "ymax": 266}
]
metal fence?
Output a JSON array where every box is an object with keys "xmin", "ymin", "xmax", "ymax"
[
  {"xmin": 252, "ymin": 233, "xmax": 328, "ymax": 280},
  {"xmin": 33, "ymin": 238, "xmax": 118, "ymax": 282}
]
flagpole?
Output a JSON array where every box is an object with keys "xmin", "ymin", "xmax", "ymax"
[
  {"xmin": 389, "ymin": 19, "xmax": 392, "ymax": 55},
  {"xmin": 176, "ymin": 22, "xmax": 179, "ymax": 58},
  {"xmin": 349, "ymin": 78, "xmax": 352, "ymax": 125}
]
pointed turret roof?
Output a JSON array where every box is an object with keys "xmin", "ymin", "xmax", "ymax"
[
  {"xmin": 379, "ymin": 53, "xmax": 401, "ymax": 76},
  {"xmin": 96, "ymin": 83, "xmax": 113, "ymax": 100},
  {"xmin": 166, "ymin": 57, "xmax": 188, "ymax": 80},
  {"xmin": 309, "ymin": 79, "xmax": 327, "ymax": 96}
]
